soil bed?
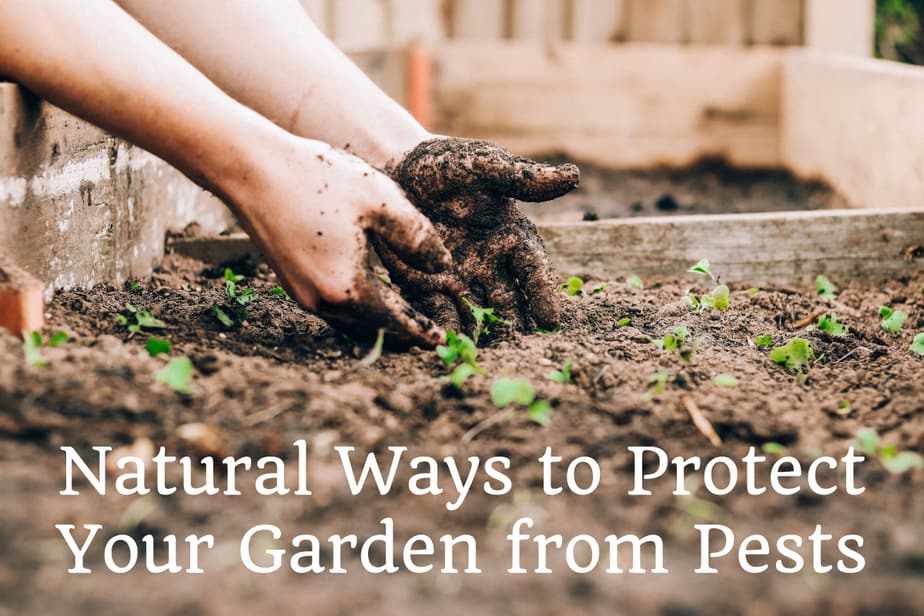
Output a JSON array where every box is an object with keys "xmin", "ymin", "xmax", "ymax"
[
  {"xmin": 1, "ymin": 253, "xmax": 922, "ymax": 616},
  {"xmin": 525, "ymin": 159, "xmax": 850, "ymax": 223}
]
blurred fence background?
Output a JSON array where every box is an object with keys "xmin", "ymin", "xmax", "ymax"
[{"xmin": 300, "ymin": 0, "xmax": 874, "ymax": 56}]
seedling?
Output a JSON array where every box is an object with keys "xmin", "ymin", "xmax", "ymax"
[
  {"xmin": 652, "ymin": 326, "xmax": 701, "ymax": 362},
  {"xmin": 626, "ymin": 276, "xmax": 644, "ymax": 289},
  {"xmin": 770, "ymin": 338, "xmax": 816, "ymax": 375},
  {"xmin": 444, "ymin": 363, "xmax": 481, "ymax": 389},
  {"xmin": 815, "ymin": 275, "xmax": 838, "ymax": 301},
  {"xmin": 559, "ymin": 276, "xmax": 585, "ymax": 296},
  {"xmin": 358, "ymin": 328, "xmax": 385, "ymax": 367},
  {"xmin": 643, "ymin": 370, "xmax": 671, "ymax": 401},
  {"xmin": 116, "ymin": 304, "xmax": 167, "ymax": 333},
  {"xmin": 808, "ymin": 313, "xmax": 847, "ymax": 336},
  {"xmin": 535, "ymin": 326, "xmax": 561, "ymax": 334},
  {"xmin": 155, "ymin": 357, "xmax": 194, "ymax": 394},
  {"xmin": 214, "ymin": 269, "xmax": 259, "ymax": 328},
  {"xmin": 851, "ymin": 428, "xmax": 924, "ymax": 474},
  {"xmin": 911, "ymin": 333, "xmax": 924, "ymax": 356},
  {"xmin": 745, "ymin": 288, "xmax": 761, "ymax": 296},
  {"xmin": 591, "ymin": 283, "xmax": 607, "ymax": 295},
  {"xmin": 700, "ymin": 285, "xmax": 730, "ymax": 311},
  {"xmin": 762, "ymin": 442, "xmax": 786, "ymax": 455},
  {"xmin": 688, "ymin": 259, "xmax": 716, "ymax": 282},
  {"xmin": 545, "ymin": 360, "xmax": 573, "ymax": 384},
  {"xmin": 616, "ymin": 317, "xmax": 632, "ymax": 328},
  {"xmin": 879, "ymin": 306, "xmax": 908, "ymax": 333},
  {"xmin": 270, "ymin": 287, "xmax": 290, "ymax": 299},
  {"xmin": 146, "ymin": 337, "xmax": 172, "ymax": 357},
  {"xmin": 23, "ymin": 330, "xmax": 71, "ymax": 367},
  {"xmin": 491, "ymin": 378, "xmax": 552, "ymax": 426},
  {"xmin": 712, "ymin": 374, "xmax": 739, "ymax": 388},
  {"xmin": 437, "ymin": 330, "xmax": 484, "ymax": 389},
  {"xmin": 755, "ymin": 334, "xmax": 774, "ymax": 349},
  {"xmin": 465, "ymin": 298, "xmax": 509, "ymax": 344}
]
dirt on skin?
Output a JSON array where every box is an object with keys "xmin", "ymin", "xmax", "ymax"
[
  {"xmin": 524, "ymin": 158, "xmax": 851, "ymax": 224},
  {"xmin": 1, "ymin": 252, "xmax": 923, "ymax": 616}
]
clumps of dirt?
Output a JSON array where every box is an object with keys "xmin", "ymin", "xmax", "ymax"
[
  {"xmin": 0, "ymin": 254, "xmax": 922, "ymax": 615},
  {"xmin": 523, "ymin": 158, "xmax": 850, "ymax": 224}
]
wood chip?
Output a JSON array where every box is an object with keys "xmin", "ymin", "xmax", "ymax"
[
  {"xmin": 681, "ymin": 395, "xmax": 722, "ymax": 447},
  {"xmin": 791, "ymin": 308, "xmax": 828, "ymax": 329}
]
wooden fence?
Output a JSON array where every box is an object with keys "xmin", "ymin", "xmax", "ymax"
[{"xmin": 301, "ymin": 0, "xmax": 872, "ymax": 55}]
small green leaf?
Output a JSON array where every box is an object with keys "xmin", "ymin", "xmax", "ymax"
[
  {"xmin": 770, "ymin": 338, "xmax": 815, "ymax": 373},
  {"xmin": 816, "ymin": 313, "xmax": 847, "ymax": 336},
  {"xmin": 688, "ymin": 259, "xmax": 712, "ymax": 278},
  {"xmin": 134, "ymin": 308, "xmax": 166, "ymax": 329},
  {"xmin": 626, "ymin": 276, "xmax": 644, "ymax": 289},
  {"xmin": 545, "ymin": 360, "xmax": 573, "ymax": 384},
  {"xmin": 114, "ymin": 314, "xmax": 129, "ymax": 326},
  {"xmin": 591, "ymin": 283, "xmax": 607, "ymax": 294},
  {"xmin": 527, "ymin": 400, "xmax": 552, "ymax": 426},
  {"xmin": 881, "ymin": 451, "xmax": 924, "ymax": 474},
  {"xmin": 48, "ymin": 331, "xmax": 70, "ymax": 347},
  {"xmin": 762, "ymin": 442, "xmax": 786, "ymax": 455},
  {"xmin": 224, "ymin": 268, "xmax": 244, "ymax": 283},
  {"xmin": 559, "ymin": 276, "xmax": 585, "ymax": 296},
  {"xmin": 755, "ymin": 334, "xmax": 773, "ymax": 349},
  {"xmin": 23, "ymin": 331, "xmax": 47, "ymax": 367},
  {"xmin": 880, "ymin": 307, "xmax": 908, "ymax": 333},
  {"xmin": 745, "ymin": 288, "xmax": 760, "ymax": 296},
  {"xmin": 213, "ymin": 305, "xmax": 234, "ymax": 328},
  {"xmin": 127, "ymin": 324, "xmax": 141, "ymax": 334},
  {"xmin": 616, "ymin": 317, "xmax": 632, "ymax": 328},
  {"xmin": 712, "ymin": 374, "xmax": 739, "ymax": 388},
  {"xmin": 816, "ymin": 275, "xmax": 838, "ymax": 301},
  {"xmin": 701, "ymin": 285, "xmax": 730, "ymax": 310},
  {"xmin": 270, "ymin": 287, "xmax": 289, "ymax": 298},
  {"xmin": 443, "ymin": 363, "xmax": 480, "ymax": 389},
  {"xmin": 155, "ymin": 357, "xmax": 194, "ymax": 394},
  {"xmin": 643, "ymin": 371, "xmax": 670, "ymax": 400},
  {"xmin": 465, "ymin": 299, "xmax": 509, "ymax": 344},
  {"xmin": 437, "ymin": 330, "xmax": 478, "ymax": 368},
  {"xmin": 911, "ymin": 333, "xmax": 924, "ymax": 356},
  {"xmin": 358, "ymin": 328, "xmax": 385, "ymax": 367},
  {"xmin": 491, "ymin": 379, "xmax": 536, "ymax": 408},
  {"xmin": 535, "ymin": 327, "xmax": 561, "ymax": 334},
  {"xmin": 146, "ymin": 337, "xmax": 172, "ymax": 357},
  {"xmin": 852, "ymin": 428, "xmax": 879, "ymax": 455}
]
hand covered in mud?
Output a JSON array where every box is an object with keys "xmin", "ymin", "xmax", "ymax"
[
  {"xmin": 376, "ymin": 138, "xmax": 580, "ymax": 333},
  {"xmin": 233, "ymin": 138, "xmax": 451, "ymax": 347}
]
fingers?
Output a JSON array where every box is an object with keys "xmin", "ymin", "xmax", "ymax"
[
  {"xmin": 369, "ymin": 197, "xmax": 452, "ymax": 274},
  {"xmin": 480, "ymin": 155, "xmax": 581, "ymax": 203},
  {"xmin": 509, "ymin": 226, "xmax": 561, "ymax": 331},
  {"xmin": 484, "ymin": 272, "xmax": 527, "ymax": 332}
]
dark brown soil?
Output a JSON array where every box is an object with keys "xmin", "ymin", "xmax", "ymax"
[
  {"xmin": 1, "ymin": 254, "xmax": 923, "ymax": 616},
  {"xmin": 524, "ymin": 159, "xmax": 850, "ymax": 223}
]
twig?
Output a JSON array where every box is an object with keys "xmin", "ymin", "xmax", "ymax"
[
  {"xmin": 461, "ymin": 411, "xmax": 510, "ymax": 444},
  {"xmin": 792, "ymin": 308, "xmax": 828, "ymax": 329},
  {"xmin": 681, "ymin": 395, "xmax": 722, "ymax": 447}
]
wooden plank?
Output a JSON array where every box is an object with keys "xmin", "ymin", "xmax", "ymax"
[
  {"xmin": 386, "ymin": 0, "xmax": 446, "ymax": 44},
  {"xmin": 330, "ymin": 0, "xmax": 388, "ymax": 51},
  {"xmin": 450, "ymin": 0, "xmax": 505, "ymax": 40},
  {"xmin": 168, "ymin": 210, "xmax": 924, "ymax": 285},
  {"xmin": 748, "ymin": 0, "xmax": 802, "ymax": 46},
  {"xmin": 687, "ymin": 0, "xmax": 746, "ymax": 45},
  {"xmin": 431, "ymin": 43, "xmax": 783, "ymax": 168},
  {"xmin": 510, "ymin": 0, "xmax": 567, "ymax": 42},
  {"xmin": 782, "ymin": 50, "xmax": 924, "ymax": 211},
  {"xmin": 569, "ymin": 0, "xmax": 627, "ymax": 43},
  {"xmin": 626, "ymin": 0, "xmax": 686, "ymax": 43},
  {"xmin": 804, "ymin": 0, "xmax": 874, "ymax": 57}
]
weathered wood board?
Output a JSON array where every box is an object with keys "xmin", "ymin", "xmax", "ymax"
[
  {"xmin": 569, "ymin": 0, "xmax": 627, "ymax": 43},
  {"xmin": 748, "ymin": 0, "xmax": 803, "ymax": 45},
  {"xmin": 804, "ymin": 0, "xmax": 873, "ymax": 57},
  {"xmin": 782, "ymin": 50, "xmax": 924, "ymax": 211},
  {"xmin": 687, "ymin": 0, "xmax": 746, "ymax": 45},
  {"xmin": 626, "ymin": 0, "xmax": 686, "ymax": 43},
  {"xmin": 431, "ymin": 42, "xmax": 784, "ymax": 168},
  {"xmin": 168, "ymin": 210, "xmax": 924, "ymax": 286}
]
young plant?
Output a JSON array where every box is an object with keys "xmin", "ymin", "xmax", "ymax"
[
  {"xmin": 712, "ymin": 374, "xmax": 739, "ymax": 388},
  {"xmin": 155, "ymin": 357, "xmax": 194, "ymax": 394},
  {"xmin": 491, "ymin": 378, "xmax": 552, "ymax": 426},
  {"xmin": 545, "ymin": 360, "xmax": 573, "ymax": 384},
  {"xmin": 145, "ymin": 337, "xmax": 172, "ymax": 357},
  {"xmin": 214, "ymin": 268, "xmax": 259, "ymax": 328},
  {"xmin": 116, "ymin": 304, "xmax": 166, "ymax": 333},
  {"xmin": 688, "ymin": 259, "xmax": 716, "ymax": 282},
  {"xmin": 616, "ymin": 317, "xmax": 632, "ymax": 328},
  {"xmin": 591, "ymin": 283, "xmax": 607, "ymax": 295},
  {"xmin": 23, "ymin": 331, "xmax": 71, "ymax": 367},
  {"xmin": 755, "ymin": 334, "xmax": 774, "ymax": 349},
  {"xmin": 770, "ymin": 338, "xmax": 816, "ymax": 375},
  {"xmin": 762, "ymin": 442, "xmax": 786, "ymax": 455},
  {"xmin": 808, "ymin": 313, "xmax": 847, "ymax": 336},
  {"xmin": 652, "ymin": 326, "xmax": 701, "ymax": 362},
  {"xmin": 879, "ymin": 306, "xmax": 908, "ymax": 333},
  {"xmin": 626, "ymin": 276, "xmax": 644, "ymax": 289},
  {"xmin": 437, "ymin": 330, "xmax": 484, "ymax": 389},
  {"xmin": 643, "ymin": 370, "xmax": 671, "ymax": 401},
  {"xmin": 465, "ymin": 298, "xmax": 509, "ymax": 344},
  {"xmin": 558, "ymin": 276, "xmax": 585, "ymax": 296},
  {"xmin": 815, "ymin": 275, "xmax": 838, "ymax": 301},
  {"xmin": 358, "ymin": 328, "xmax": 385, "ymax": 367},
  {"xmin": 912, "ymin": 333, "xmax": 924, "ymax": 356},
  {"xmin": 852, "ymin": 428, "xmax": 924, "ymax": 474},
  {"xmin": 688, "ymin": 259, "xmax": 729, "ymax": 311}
]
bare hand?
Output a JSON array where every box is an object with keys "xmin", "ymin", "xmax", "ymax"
[{"xmin": 376, "ymin": 138, "xmax": 580, "ymax": 334}]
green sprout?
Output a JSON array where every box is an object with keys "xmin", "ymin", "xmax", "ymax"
[
  {"xmin": 688, "ymin": 259, "xmax": 715, "ymax": 282},
  {"xmin": 270, "ymin": 287, "xmax": 290, "ymax": 299},
  {"xmin": 712, "ymin": 374, "xmax": 739, "ymax": 388},
  {"xmin": 626, "ymin": 276, "xmax": 644, "ymax": 289},
  {"xmin": 652, "ymin": 326, "xmax": 701, "ymax": 362},
  {"xmin": 762, "ymin": 442, "xmax": 786, "ymax": 455},
  {"xmin": 437, "ymin": 330, "xmax": 484, "ymax": 389},
  {"xmin": 643, "ymin": 370, "xmax": 671, "ymax": 401},
  {"xmin": 809, "ymin": 313, "xmax": 847, "ymax": 336},
  {"xmin": 491, "ymin": 378, "xmax": 552, "ymax": 426},
  {"xmin": 911, "ymin": 333, "xmax": 924, "ymax": 356},
  {"xmin": 214, "ymin": 269, "xmax": 258, "ymax": 328},
  {"xmin": 816, "ymin": 275, "xmax": 838, "ymax": 301},
  {"xmin": 755, "ymin": 334, "xmax": 774, "ymax": 349},
  {"xmin": 545, "ymin": 360, "xmax": 573, "ymax": 384},
  {"xmin": 155, "ymin": 357, "xmax": 194, "ymax": 394},
  {"xmin": 851, "ymin": 428, "xmax": 923, "ymax": 474},
  {"xmin": 700, "ymin": 285, "xmax": 730, "ymax": 311},
  {"xmin": 745, "ymin": 288, "xmax": 761, "ymax": 296},
  {"xmin": 770, "ymin": 338, "xmax": 816, "ymax": 374},
  {"xmin": 358, "ymin": 328, "xmax": 385, "ymax": 367},
  {"xmin": 145, "ymin": 337, "xmax": 172, "ymax": 358},
  {"xmin": 591, "ymin": 283, "xmax": 607, "ymax": 295},
  {"xmin": 880, "ymin": 306, "xmax": 908, "ymax": 333},
  {"xmin": 559, "ymin": 276, "xmax": 585, "ymax": 296},
  {"xmin": 23, "ymin": 331, "xmax": 71, "ymax": 367},
  {"xmin": 465, "ymin": 298, "xmax": 509, "ymax": 344},
  {"xmin": 536, "ymin": 326, "xmax": 561, "ymax": 334},
  {"xmin": 616, "ymin": 317, "xmax": 632, "ymax": 328},
  {"xmin": 116, "ymin": 304, "xmax": 167, "ymax": 333}
]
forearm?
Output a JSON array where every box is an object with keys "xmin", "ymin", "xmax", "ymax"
[
  {"xmin": 0, "ymin": 0, "xmax": 287, "ymax": 206},
  {"xmin": 113, "ymin": 0, "xmax": 429, "ymax": 168}
]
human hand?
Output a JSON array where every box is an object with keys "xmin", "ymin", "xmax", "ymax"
[
  {"xmin": 233, "ymin": 138, "xmax": 452, "ymax": 347},
  {"xmin": 376, "ymin": 138, "xmax": 580, "ymax": 334}
]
